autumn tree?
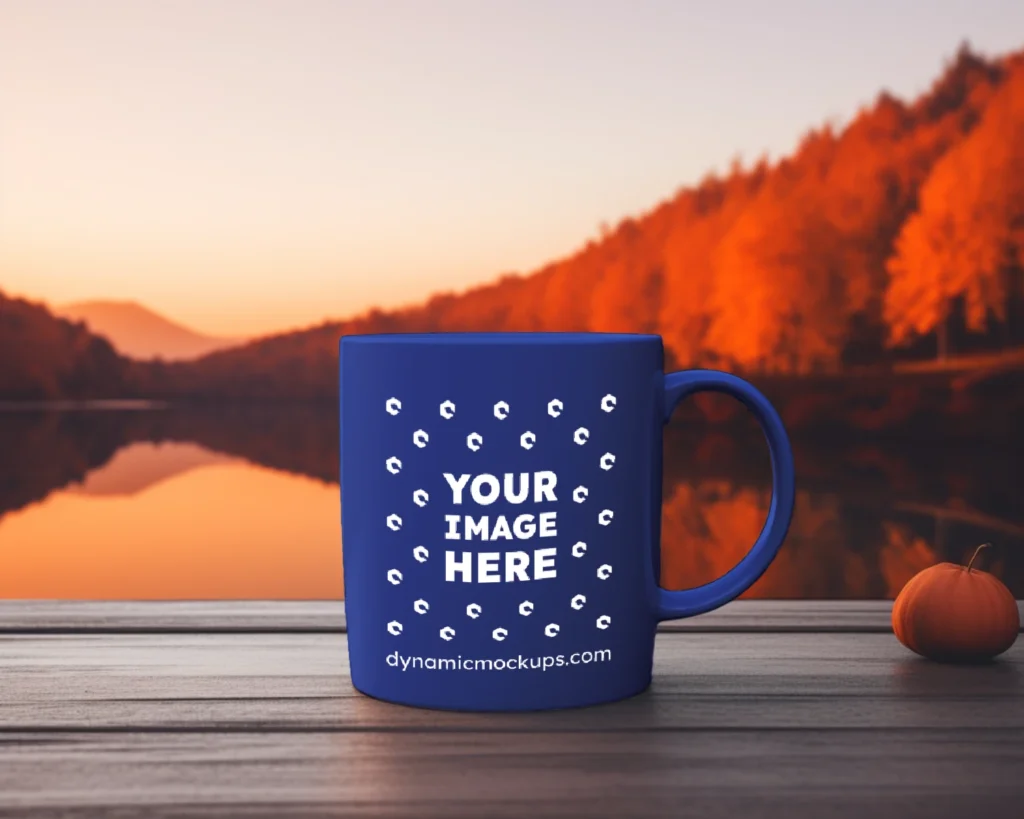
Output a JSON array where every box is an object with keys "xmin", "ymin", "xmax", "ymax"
[
  {"xmin": 656, "ymin": 166, "xmax": 767, "ymax": 368},
  {"xmin": 582, "ymin": 217, "xmax": 663, "ymax": 334},
  {"xmin": 697, "ymin": 46, "xmax": 1004, "ymax": 373},
  {"xmin": 702, "ymin": 129, "xmax": 857, "ymax": 373},
  {"xmin": 885, "ymin": 61, "xmax": 1024, "ymax": 355}
]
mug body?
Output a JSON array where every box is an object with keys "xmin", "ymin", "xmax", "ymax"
[{"xmin": 340, "ymin": 332, "xmax": 665, "ymax": 711}]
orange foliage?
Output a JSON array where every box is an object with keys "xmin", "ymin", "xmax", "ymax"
[
  {"xmin": 160, "ymin": 45, "xmax": 1019, "ymax": 399},
  {"xmin": 5, "ymin": 46, "xmax": 1024, "ymax": 401},
  {"xmin": 885, "ymin": 59, "xmax": 1024, "ymax": 343},
  {"xmin": 658, "ymin": 169, "xmax": 766, "ymax": 368},
  {"xmin": 704, "ymin": 141, "xmax": 852, "ymax": 373},
  {"xmin": 878, "ymin": 523, "xmax": 939, "ymax": 598}
]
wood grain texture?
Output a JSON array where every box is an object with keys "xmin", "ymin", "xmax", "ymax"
[
  {"xmin": 1, "ymin": 633, "xmax": 1022, "ymax": 731},
  {"xmin": 1, "ymin": 730, "xmax": 1022, "ymax": 819},
  {"xmin": 1, "ymin": 600, "xmax": 1019, "ymax": 634},
  {"xmin": 0, "ymin": 599, "xmax": 991, "ymax": 634},
  {"xmin": 0, "ymin": 601, "xmax": 348, "ymax": 633},
  {"xmin": 1, "ymin": 616, "xmax": 1022, "ymax": 818}
]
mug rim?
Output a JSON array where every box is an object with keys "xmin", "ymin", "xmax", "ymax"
[{"xmin": 340, "ymin": 331, "xmax": 662, "ymax": 345}]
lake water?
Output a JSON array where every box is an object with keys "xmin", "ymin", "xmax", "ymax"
[{"xmin": 1, "ymin": 405, "xmax": 1021, "ymax": 599}]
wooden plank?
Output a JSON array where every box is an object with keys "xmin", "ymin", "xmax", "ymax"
[
  {"xmin": 657, "ymin": 599, "xmax": 896, "ymax": 633},
  {"xmin": 0, "ymin": 632, "xmax": 1021, "ymax": 817},
  {"xmin": 0, "ymin": 730, "xmax": 1021, "ymax": 818},
  {"xmin": 0, "ymin": 601, "xmax": 348, "ymax": 634},
  {"xmin": 0, "ymin": 633, "xmax": 1020, "ymax": 731},
  {"xmin": 1, "ymin": 599, "xmax": 1020, "ymax": 634},
  {"xmin": 0, "ymin": 600, "xmax": 893, "ymax": 634}
]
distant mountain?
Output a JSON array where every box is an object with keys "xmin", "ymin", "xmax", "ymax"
[
  {"xmin": 55, "ymin": 300, "xmax": 244, "ymax": 361},
  {"xmin": 66, "ymin": 440, "xmax": 237, "ymax": 497}
]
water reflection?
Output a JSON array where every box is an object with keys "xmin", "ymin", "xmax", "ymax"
[
  {"xmin": 0, "ymin": 406, "xmax": 1021, "ymax": 599},
  {"xmin": 0, "ymin": 441, "xmax": 342, "ymax": 599},
  {"xmin": 67, "ymin": 441, "xmax": 234, "ymax": 497}
]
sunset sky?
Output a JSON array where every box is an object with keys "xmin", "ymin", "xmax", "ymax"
[{"xmin": 2, "ymin": 0, "xmax": 1024, "ymax": 338}]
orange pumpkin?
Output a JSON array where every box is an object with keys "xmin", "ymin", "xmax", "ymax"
[{"xmin": 892, "ymin": 543, "xmax": 1019, "ymax": 663}]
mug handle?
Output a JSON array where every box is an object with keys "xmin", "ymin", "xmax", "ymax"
[{"xmin": 655, "ymin": 369, "xmax": 795, "ymax": 620}]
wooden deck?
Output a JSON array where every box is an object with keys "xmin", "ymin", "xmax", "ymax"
[{"xmin": 1, "ymin": 601, "xmax": 1022, "ymax": 818}]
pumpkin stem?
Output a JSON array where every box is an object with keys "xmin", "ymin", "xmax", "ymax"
[{"xmin": 965, "ymin": 543, "xmax": 992, "ymax": 573}]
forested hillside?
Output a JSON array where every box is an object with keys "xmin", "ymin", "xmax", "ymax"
[
  {"xmin": 0, "ymin": 292, "xmax": 132, "ymax": 400},
  {"xmin": 142, "ymin": 46, "xmax": 1024, "ymax": 401},
  {"xmin": 4, "ymin": 45, "xmax": 1023, "ymax": 403}
]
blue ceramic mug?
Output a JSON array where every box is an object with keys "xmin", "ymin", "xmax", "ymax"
[{"xmin": 340, "ymin": 333, "xmax": 794, "ymax": 711}]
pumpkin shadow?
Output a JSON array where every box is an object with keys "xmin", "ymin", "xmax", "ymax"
[{"xmin": 891, "ymin": 654, "xmax": 1022, "ymax": 700}]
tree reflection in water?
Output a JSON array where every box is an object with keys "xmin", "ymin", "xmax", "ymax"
[{"xmin": 1, "ymin": 406, "xmax": 1021, "ymax": 598}]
